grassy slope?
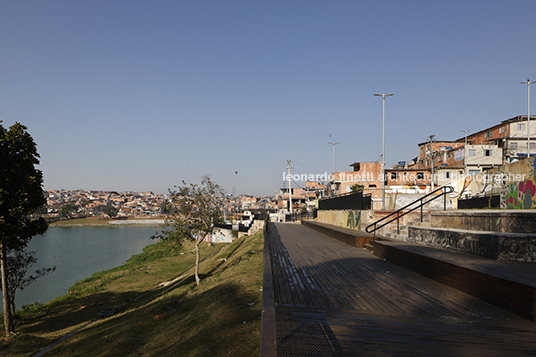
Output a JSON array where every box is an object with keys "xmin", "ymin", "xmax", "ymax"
[{"xmin": 1, "ymin": 230, "xmax": 264, "ymax": 357}]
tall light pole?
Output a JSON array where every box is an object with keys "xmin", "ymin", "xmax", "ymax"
[
  {"xmin": 428, "ymin": 134, "xmax": 436, "ymax": 191},
  {"xmin": 374, "ymin": 93, "xmax": 393, "ymax": 210},
  {"xmin": 461, "ymin": 130, "xmax": 470, "ymax": 177},
  {"xmin": 328, "ymin": 141, "xmax": 339, "ymax": 173},
  {"xmin": 286, "ymin": 159, "xmax": 296, "ymax": 214},
  {"xmin": 521, "ymin": 79, "xmax": 535, "ymax": 158}
]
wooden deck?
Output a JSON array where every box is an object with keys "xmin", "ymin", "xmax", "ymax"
[{"xmin": 267, "ymin": 223, "xmax": 536, "ymax": 356}]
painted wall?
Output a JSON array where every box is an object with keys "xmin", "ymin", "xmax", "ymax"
[
  {"xmin": 497, "ymin": 157, "xmax": 536, "ymax": 209},
  {"xmin": 317, "ymin": 209, "xmax": 424, "ymax": 236}
]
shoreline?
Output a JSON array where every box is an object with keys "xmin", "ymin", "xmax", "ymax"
[{"xmin": 49, "ymin": 218, "xmax": 165, "ymax": 227}]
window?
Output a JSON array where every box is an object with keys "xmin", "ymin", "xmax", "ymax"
[
  {"xmin": 469, "ymin": 150, "xmax": 476, "ymax": 156},
  {"xmin": 416, "ymin": 172, "xmax": 424, "ymax": 180},
  {"xmin": 440, "ymin": 146, "xmax": 446, "ymax": 151},
  {"xmin": 426, "ymin": 160, "xmax": 430, "ymax": 166},
  {"xmin": 518, "ymin": 123, "xmax": 526, "ymax": 131},
  {"xmin": 485, "ymin": 130, "xmax": 493, "ymax": 138},
  {"xmin": 500, "ymin": 127, "xmax": 505, "ymax": 134},
  {"xmin": 390, "ymin": 172, "xmax": 399, "ymax": 180},
  {"xmin": 531, "ymin": 143, "xmax": 536, "ymax": 150},
  {"xmin": 446, "ymin": 172, "xmax": 451, "ymax": 179},
  {"xmin": 368, "ymin": 184, "xmax": 377, "ymax": 188},
  {"xmin": 469, "ymin": 170, "xmax": 480, "ymax": 175},
  {"xmin": 485, "ymin": 150, "xmax": 492, "ymax": 156},
  {"xmin": 510, "ymin": 142, "xmax": 518, "ymax": 149}
]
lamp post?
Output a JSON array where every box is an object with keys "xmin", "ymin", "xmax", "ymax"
[
  {"xmin": 428, "ymin": 135, "xmax": 436, "ymax": 191},
  {"xmin": 461, "ymin": 130, "xmax": 470, "ymax": 177},
  {"xmin": 374, "ymin": 93, "xmax": 393, "ymax": 210},
  {"xmin": 521, "ymin": 79, "xmax": 535, "ymax": 158},
  {"xmin": 286, "ymin": 159, "xmax": 296, "ymax": 215},
  {"xmin": 328, "ymin": 141, "xmax": 339, "ymax": 174}
]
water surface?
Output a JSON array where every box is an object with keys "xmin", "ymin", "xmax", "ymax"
[{"xmin": 8, "ymin": 225, "xmax": 158, "ymax": 310}]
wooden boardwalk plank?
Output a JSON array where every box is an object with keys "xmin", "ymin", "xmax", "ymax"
[{"xmin": 268, "ymin": 223, "xmax": 536, "ymax": 356}]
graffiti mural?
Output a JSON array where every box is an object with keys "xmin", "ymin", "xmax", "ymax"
[
  {"xmin": 346, "ymin": 210, "xmax": 361, "ymax": 229},
  {"xmin": 501, "ymin": 157, "xmax": 536, "ymax": 209}
]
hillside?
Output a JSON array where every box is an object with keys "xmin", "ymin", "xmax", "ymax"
[{"xmin": 1, "ymin": 230, "xmax": 264, "ymax": 357}]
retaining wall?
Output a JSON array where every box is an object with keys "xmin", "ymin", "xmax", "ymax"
[
  {"xmin": 408, "ymin": 226, "xmax": 536, "ymax": 262},
  {"xmin": 431, "ymin": 210, "xmax": 536, "ymax": 233}
]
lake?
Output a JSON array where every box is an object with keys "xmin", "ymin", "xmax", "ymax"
[{"xmin": 5, "ymin": 225, "xmax": 159, "ymax": 311}]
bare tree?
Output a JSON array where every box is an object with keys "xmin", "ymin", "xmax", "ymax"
[{"xmin": 153, "ymin": 177, "xmax": 224, "ymax": 286}]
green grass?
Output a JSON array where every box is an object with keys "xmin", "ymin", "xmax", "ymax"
[{"xmin": 0, "ymin": 231, "xmax": 265, "ymax": 357}]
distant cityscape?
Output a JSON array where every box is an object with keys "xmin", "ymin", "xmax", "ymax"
[{"xmin": 45, "ymin": 189, "xmax": 302, "ymax": 219}]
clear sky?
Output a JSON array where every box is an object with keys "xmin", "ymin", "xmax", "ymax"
[{"xmin": 1, "ymin": 1, "xmax": 535, "ymax": 196}]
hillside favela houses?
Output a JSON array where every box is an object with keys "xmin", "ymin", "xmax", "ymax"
[{"xmin": 322, "ymin": 115, "xmax": 536, "ymax": 210}]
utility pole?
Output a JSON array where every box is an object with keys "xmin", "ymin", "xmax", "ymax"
[
  {"xmin": 286, "ymin": 159, "xmax": 296, "ymax": 214},
  {"xmin": 428, "ymin": 135, "xmax": 436, "ymax": 191},
  {"xmin": 521, "ymin": 79, "xmax": 535, "ymax": 158},
  {"xmin": 461, "ymin": 130, "xmax": 470, "ymax": 178},
  {"xmin": 374, "ymin": 93, "xmax": 394, "ymax": 210},
  {"xmin": 328, "ymin": 141, "xmax": 339, "ymax": 174}
]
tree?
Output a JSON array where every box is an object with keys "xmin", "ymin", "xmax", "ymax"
[
  {"xmin": 58, "ymin": 201, "xmax": 78, "ymax": 218},
  {"xmin": 0, "ymin": 121, "xmax": 48, "ymax": 338},
  {"xmin": 154, "ymin": 177, "xmax": 224, "ymax": 286},
  {"xmin": 103, "ymin": 205, "xmax": 119, "ymax": 218},
  {"xmin": 350, "ymin": 183, "xmax": 365, "ymax": 192},
  {"xmin": 0, "ymin": 248, "xmax": 56, "ymax": 317}
]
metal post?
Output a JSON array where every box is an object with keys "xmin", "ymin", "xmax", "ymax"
[
  {"xmin": 522, "ymin": 80, "xmax": 535, "ymax": 157},
  {"xmin": 428, "ymin": 135, "xmax": 436, "ymax": 191},
  {"xmin": 461, "ymin": 130, "xmax": 469, "ymax": 178},
  {"xmin": 374, "ymin": 93, "xmax": 393, "ymax": 210},
  {"xmin": 286, "ymin": 159, "xmax": 296, "ymax": 215},
  {"xmin": 328, "ymin": 141, "xmax": 339, "ymax": 174}
]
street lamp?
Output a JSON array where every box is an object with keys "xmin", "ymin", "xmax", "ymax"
[
  {"xmin": 374, "ymin": 93, "xmax": 393, "ymax": 210},
  {"xmin": 461, "ymin": 130, "xmax": 470, "ymax": 177},
  {"xmin": 428, "ymin": 135, "xmax": 436, "ymax": 191},
  {"xmin": 328, "ymin": 141, "xmax": 339, "ymax": 174},
  {"xmin": 521, "ymin": 79, "xmax": 535, "ymax": 157}
]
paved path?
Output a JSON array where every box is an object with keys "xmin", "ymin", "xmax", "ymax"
[{"xmin": 268, "ymin": 223, "xmax": 536, "ymax": 356}]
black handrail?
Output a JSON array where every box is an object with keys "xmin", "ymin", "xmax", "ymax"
[{"xmin": 365, "ymin": 186, "xmax": 454, "ymax": 238}]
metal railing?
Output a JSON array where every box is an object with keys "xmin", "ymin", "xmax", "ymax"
[{"xmin": 365, "ymin": 186, "xmax": 454, "ymax": 238}]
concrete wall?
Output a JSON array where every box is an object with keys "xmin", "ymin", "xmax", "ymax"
[
  {"xmin": 430, "ymin": 210, "xmax": 536, "ymax": 233},
  {"xmin": 316, "ymin": 209, "xmax": 427, "ymax": 236},
  {"xmin": 408, "ymin": 226, "xmax": 536, "ymax": 262}
]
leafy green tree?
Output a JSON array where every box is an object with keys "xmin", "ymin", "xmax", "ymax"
[
  {"xmin": 154, "ymin": 177, "xmax": 224, "ymax": 286},
  {"xmin": 0, "ymin": 121, "xmax": 48, "ymax": 338},
  {"xmin": 1, "ymin": 248, "xmax": 56, "ymax": 317},
  {"xmin": 58, "ymin": 201, "xmax": 78, "ymax": 218},
  {"xmin": 103, "ymin": 205, "xmax": 119, "ymax": 218},
  {"xmin": 350, "ymin": 183, "xmax": 365, "ymax": 192}
]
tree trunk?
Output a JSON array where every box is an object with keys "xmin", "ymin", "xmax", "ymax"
[
  {"xmin": 195, "ymin": 240, "xmax": 201, "ymax": 286},
  {"xmin": 1, "ymin": 243, "xmax": 14, "ymax": 338},
  {"xmin": 10, "ymin": 298, "xmax": 16, "ymax": 324}
]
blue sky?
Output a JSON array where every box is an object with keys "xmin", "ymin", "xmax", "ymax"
[{"xmin": 1, "ymin": 1, "xmax": 535, "ymax": 195}]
